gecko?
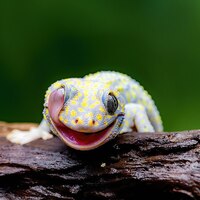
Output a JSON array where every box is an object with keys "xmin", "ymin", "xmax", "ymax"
[{"xmin": 7, "ymin": 71, "xmax": 163, "ymax": 150}]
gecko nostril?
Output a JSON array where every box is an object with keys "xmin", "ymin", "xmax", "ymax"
[
  {"xmin": 75, "ymin": 119, "xmax": 79, "ymax": 124},
  {"xmin": 92, "ymin": 120, "xmax": 95, "ymax": 125}
]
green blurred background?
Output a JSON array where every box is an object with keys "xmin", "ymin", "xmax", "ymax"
[{"xmin": 1, "ymin": 0, "xmax": 200, "ymax": 131}]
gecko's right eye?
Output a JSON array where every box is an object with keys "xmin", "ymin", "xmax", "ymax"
[
  {"xmin": 59, "ymin": 86, "xmax": 69, "ymax": 104},
  {"xmin": 60, "ymin": 85, "xmax": 77, "ymax": 104}
]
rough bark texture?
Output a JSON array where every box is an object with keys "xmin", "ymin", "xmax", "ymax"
[{"xmin": 0, "ymin": 122, "xmax": 199, "ymax": 200}]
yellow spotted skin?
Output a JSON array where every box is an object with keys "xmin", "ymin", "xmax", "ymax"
[
  {"xmin": 84, "ymin": 71, "xmax": 163, "ymax": 132},
  {"xmin": 43, "ymin": 71, "xmax": 163, "ymax": 141}
]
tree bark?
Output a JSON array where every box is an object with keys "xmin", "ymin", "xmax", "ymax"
[{"xmin": 0, "ymin": 122, "xmax": 199, "ymax": 200}]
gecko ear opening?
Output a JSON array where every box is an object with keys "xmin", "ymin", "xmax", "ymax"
[{"xmin": 48, "ymin": 88, "xmax": 65, "ymax": 125}]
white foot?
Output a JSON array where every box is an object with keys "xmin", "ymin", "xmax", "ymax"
[{"xmin": 6, "ymin": 127, "xmax": 53, "ymax": 145}]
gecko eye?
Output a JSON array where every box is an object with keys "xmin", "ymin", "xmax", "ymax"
[
  {"xmin": 61, "ymin": 84, "xmax": 78, "ymax": 104},
  {"xmin": 107, "ymin": 93, "xmax": 118, "ymax": 115},
  {"xmin": 59, "ymin": 86, "xmax": 70, "ymax": 104}
]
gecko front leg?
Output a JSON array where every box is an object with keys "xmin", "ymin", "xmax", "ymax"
[
  {"xmin": 6, "ymin": 119, "xmax": 53, "ymax": 145},
  {"xmin": 121, "ymin": 103, "xmax": 154, "ymax": 133}
]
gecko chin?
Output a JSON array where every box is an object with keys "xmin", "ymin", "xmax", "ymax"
[{"xmin": 54, "ymin": 114, "xmax": 124, "ymax": 151}]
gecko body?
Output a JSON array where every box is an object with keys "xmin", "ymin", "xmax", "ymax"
[{"xmin": 7, "ymin": 71, "xmax": 163, "ymax": 150}]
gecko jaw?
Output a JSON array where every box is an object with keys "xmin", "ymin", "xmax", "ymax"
[{"xmin": 54, "ymin": 114, "xmax": 124, "ymax": 151}]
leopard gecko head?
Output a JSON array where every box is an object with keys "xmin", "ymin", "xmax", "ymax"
[{"xmin": 43, "ymin": 78, "xmax": 125, "ymax": 150}]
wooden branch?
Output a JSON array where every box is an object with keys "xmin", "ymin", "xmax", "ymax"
[{"xmin": 0, "ymin": 122, "xmax": 199, "ymax": 200}]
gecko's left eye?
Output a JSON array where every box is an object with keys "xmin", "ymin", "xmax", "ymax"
[{"xmin": 106, "ymin": 93, "xmax": 118, "ymax": 115}]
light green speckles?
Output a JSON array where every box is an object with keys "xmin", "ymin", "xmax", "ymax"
[
  {"xmin": 43, "ymin": 114, "xmax": 47, "ymax": 120},
  {"xmin": 99, "ymin": 106, "xmax": 105, "ymax": 112},
  {"xmin": 65, "ymin": 107, "xmax": 69, "ymax": 114},
  {"xmin": 59, "ymin": 115, "xmax": 64, "ymax": 122},
  {"xmin": 81, "ymin": 100, "xmax": 88, "ymax": 108},
  {"xmin": 90, "ymin": 102, "xmax": 99, "ymax": 109},
  {"xmin": 78, "ymin": 107, "xmax": 84, "ymax": 112},
  {"xmin": 85, "ymin": 112, "xmax": 94, "ymax": 118},
  {"xmin": 63, "ymin": 118, "xmax": 68, "ymax": 124},
  {"xmin": 53, "ymin": 82, "xmax": 62, "ymax": 89},
  {"xmin": 96, "ymin": 113, "xmax": 103, "ymax": 121},
  {"xmin": 70, "ymin": 110, "xmax": 77, "ymax": 117},
  {"xmin": 71, "ymin": 100, "xmax": 77, "ymax": 105}
]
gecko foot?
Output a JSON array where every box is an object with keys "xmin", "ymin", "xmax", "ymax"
[
  {"xmin": 6, "ymin": 127, "xmax": 53, "ymax": 145},
  {"xmin": 120, "ymin": 103, "xmax": 154, "ymax": 133}
]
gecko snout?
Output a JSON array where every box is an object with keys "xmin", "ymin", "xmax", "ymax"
[{"xmin": 74, "ymin": 118, "xmax": 96, "ymax": 126}]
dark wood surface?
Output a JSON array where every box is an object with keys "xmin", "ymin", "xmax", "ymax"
[{"xmin": 0, "ymin": 122, "xmax": 199, "ymax": 200}]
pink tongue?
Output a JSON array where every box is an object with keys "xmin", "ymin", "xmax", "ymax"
[{"xmin": 48, "ymin": 88, "xmax": 64, "ymax": 125}]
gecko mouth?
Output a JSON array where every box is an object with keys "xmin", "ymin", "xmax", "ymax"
[{"xmin": 54, "ymin": 114, "xmax": 124, "ymax": 150}]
